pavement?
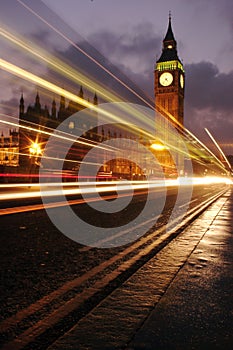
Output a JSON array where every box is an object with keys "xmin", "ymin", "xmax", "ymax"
[{"xmin": 49, "ymin": 187, "xmax": 233, "ymax": 350}]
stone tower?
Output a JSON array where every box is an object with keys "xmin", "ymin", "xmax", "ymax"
[{"xmin": 154, "ymin": 15, "xmax": 185, "ymax": 126}]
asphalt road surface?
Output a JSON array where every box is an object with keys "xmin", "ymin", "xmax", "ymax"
[{"xmin": 0, "ymin": 181, "xmax": 229, "ymax": 348}]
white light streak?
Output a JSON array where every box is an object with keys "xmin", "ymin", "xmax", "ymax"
[
  {"xmin": 205, "ymin": 128, "xmax": 232, "ymax": 170},
  {"xmin": 0, "ymin": 177, "xmax": 230, "ymax": 202}
]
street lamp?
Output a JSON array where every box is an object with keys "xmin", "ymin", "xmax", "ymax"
[
  {"xmin": 150, "ymin": 142, "xmax": 175, "ymax": 178},
  {"xmin": 29, "ymin": 142, "xmax": 41, "ymax": 156},
  {"xmin": 29, "ymin": 142, "xmax": 42, "ymax": 182},
  {"xmin": 150, "ymin": 142, "xmax": 168, "ymax": 151}
]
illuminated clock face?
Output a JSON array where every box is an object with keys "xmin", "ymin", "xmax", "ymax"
[
  {"xmin": 180, "ymin": 74, "xmax": 184, "ymax": 88},
  {"xmin": 159, "ymin": 72, "xmax": 173, "ymax": 86}
]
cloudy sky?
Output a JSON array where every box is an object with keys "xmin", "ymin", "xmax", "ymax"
[{"xmin": 0, "ymin": 0, "xmax": 232, "ymax": 154}]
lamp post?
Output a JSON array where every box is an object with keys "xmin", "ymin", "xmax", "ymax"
[
  {"xmin": 150, "ymin": 141, "xmax": 173, "ymax": 178},
  {"xmin": 29, "ymin": 142, "xmax": 41, "ymax": 182}
]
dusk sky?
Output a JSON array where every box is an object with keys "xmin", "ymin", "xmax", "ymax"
[{"xmin": 0, "ymin": 0, "xmax": 232, "ymax": 154}]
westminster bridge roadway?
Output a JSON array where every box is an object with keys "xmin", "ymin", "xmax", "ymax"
[{"xmin": 0, "ymin": 180, "xmax": 232, "ymax": 349}]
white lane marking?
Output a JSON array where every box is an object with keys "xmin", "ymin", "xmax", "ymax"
[{"xmin": 178, "ymin": 198, "xmax": 198, "ymax": 209}]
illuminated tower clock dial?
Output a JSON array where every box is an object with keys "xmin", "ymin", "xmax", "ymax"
[{"xmin": 159, "ymin": 72, "xmax": 173, "ymax": 86}]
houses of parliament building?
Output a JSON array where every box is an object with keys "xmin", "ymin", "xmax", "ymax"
[{"xmin": 1, "ymin": 16, "xmax": 185, "ymax": 179}]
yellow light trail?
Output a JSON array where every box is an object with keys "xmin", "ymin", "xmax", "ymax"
[
  {"xmin": 0, "ymin": 28, "xmax": 229, "ymax": 175},
  {"xmin": 6, "ymin": 2, "xmax": 228, "ymax": 173},
  {"xmin": 16, "ymin": 0, "xmax": 154, "ymax": 110},
  {"xmin": 0, "ymin": 27, "xmax": 158, "ymax": 141},
  {"xmin": 0, "ymin": 58, "xmax": 91, "ymax": 108},
  {"xmin": 0, "ymin": 27, "xmax": 117, "ymax": 104},
  {"xmin": 0, "ymin": 58, "xmax": 158, "ymax": 144},
  {"xmin": 9, "ymin": 2, "xmax": 169, "ymax": 141},
  {"xmin": 0, "ymin": 29, "xmax": 228, "ymax": 172},
  {"xmin": 0, "ymin": 27, "xmax": 163, "ymax": 146}
]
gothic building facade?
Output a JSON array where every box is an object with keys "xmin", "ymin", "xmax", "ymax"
[
  {"xmin": 19, "ymin": 87, "xmax": 98, "ymax": 169},
  {"xmin": 18, "ymin": 89, "xmax": 148, "ymax": 179},
  {"xmin": 17, "ymin": 16, "xmax": 185, "ymax": 178},
  {"xmin": 0, "ymin": 129, "xmax": 19, "ymax": 167}
]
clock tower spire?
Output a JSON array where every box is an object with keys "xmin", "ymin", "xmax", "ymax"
[{"xmin": 154, "ymin": 15, "xmax": 185, "ymax": 126}]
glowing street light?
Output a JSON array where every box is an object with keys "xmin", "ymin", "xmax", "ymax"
[
  {"xmin": 28, "ymin": 142, "xmax": 42, "ymax": 182},
  {"xmin": 29, "ymin": 142, "xmax": 41, "ymax": 156},
  {"xmin": 150, "ymin": 142, "xmax": 168, "ymax": 151}
]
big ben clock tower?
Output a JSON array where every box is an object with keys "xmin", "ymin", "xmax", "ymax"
[{"xmin": 155, "ymin": 15, "xmax": 185, "ymax": 126}]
